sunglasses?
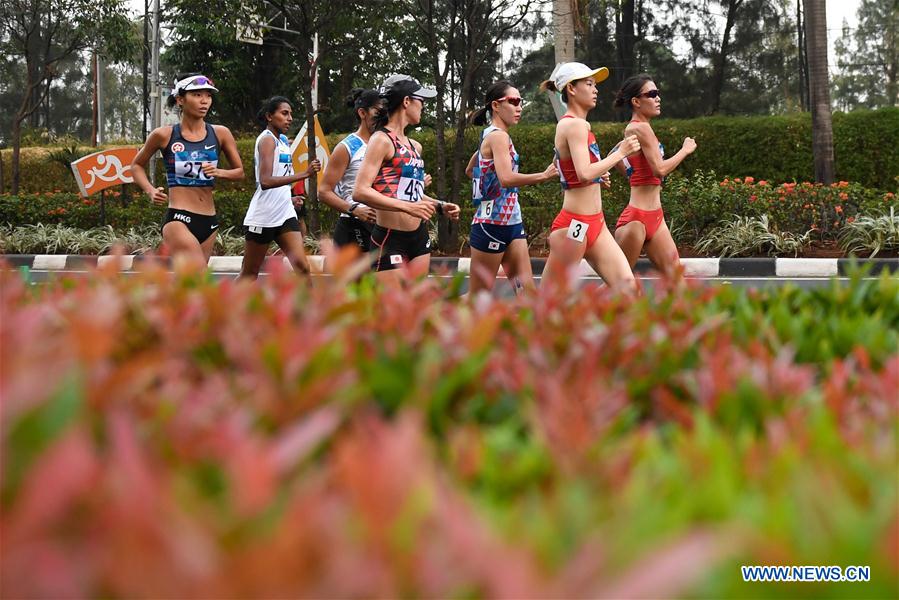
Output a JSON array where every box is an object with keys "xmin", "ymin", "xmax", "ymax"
[
  {"xmin": 637, "ymin": 89, "xmax": 660, "ymax": 99},
  {"xmin": 498, "ymin": 96, "xmax": 524, "ymax": 107}
]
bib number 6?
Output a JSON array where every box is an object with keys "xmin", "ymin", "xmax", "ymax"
[
  {"xmin": 478, "ymin": 199, "xmax": 494, "ymax": 219},
  {"xmin": 567, "ymin": 218, "xmax": 588, "ymax": 243}
]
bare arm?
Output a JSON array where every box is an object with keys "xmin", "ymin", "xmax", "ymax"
[
  {"xmin": 629, "ymin": 121, "xmax": 696, "ymax": 178},
  {"xmin": 201, "ymin": 125, "xmax": 244, "ymax": 181},
  {"xmin": 563, "ymin": 118, "xmax": 639, "ymax": 183},
  {"xmin": 319, "ymin": 143, "xmax": 353, "ymax": 212},
  {"xmin": 487, "ymin": 130, "xmax": 556, "ymax": 188},
  {"xmin": 130, "ymin": 127, "xmax": 170, "ymax": 204}
]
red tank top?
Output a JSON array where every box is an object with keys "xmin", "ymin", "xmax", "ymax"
[
  {"xmin": 625, "ymin": 120, "xmax": 664, "ymax": 186},
  {"xmin": 372, "ymin": 128, "xmax": 426, "ymax": 202},
  {"xmin": 554, "ymin": 115, "xmax": 603, "ymax": 190}
]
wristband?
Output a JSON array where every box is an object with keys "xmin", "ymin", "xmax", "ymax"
[
  {"xmin": 347, "ymin": 201, "xmax": 359, "ymax": 214},
  {"xmin": 436, "ymin": 201, "xmax": 445, "ymax": 216}
]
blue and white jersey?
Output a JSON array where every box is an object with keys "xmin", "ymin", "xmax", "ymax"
[
  {"xmin": 334, "ymin": 133, "xmax": 371, "ymax": 217},
  {"xmin": 471, "ymin": 125, "xmax": 521, "ymax": 226}
]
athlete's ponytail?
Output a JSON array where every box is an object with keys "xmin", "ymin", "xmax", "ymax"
[
  {"xmin": 256, "ymin": 96, "xmax": 292, "ymax": 128},
  {"xmin": 373, "ymin": 88, "xmax": 406, "ymax": 129},
  {"xmin": 345, "ymin": 88, "xmax": 381, "ymax": 123},
  {"xmin": 469, "ymin": 80, "xmax": 513, "ymax": 126},
  {"xmin": 614, "ymin": 74, "xmax": 653, "ymax": 110},
  {"xmin": 539, "ymin": 78, "xmax": 571, "ymax": 102}
]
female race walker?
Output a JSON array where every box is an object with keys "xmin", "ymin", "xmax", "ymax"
[
  {"xmin": 613, "ymin": 74, "xmax": 696, "ymax": 274},
  {"xmin": 538, "ymin": 63, "xmax": 641, "ymax": 292},
  {"xmin": 131, "ymin": 73, "xmax": 244, "ymax": 264},
  {"xmin": 319, "ymin": 88, "xmax": 381, "ymax": 252},
  {"xmin": 465, "ymin": 80, "xmax": 557, "ymax": 295},
  {"xmin": 240, "ymin": 96, "xmax": 321, "ymax": 279},
  {"xmin": 353, "ymin": 75, "xmax": 461, "ymax": 281}
]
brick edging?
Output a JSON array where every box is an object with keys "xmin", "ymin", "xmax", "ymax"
[{"xmin": 2, "ymin": 255, "xmax": 897, "ymax": 277}]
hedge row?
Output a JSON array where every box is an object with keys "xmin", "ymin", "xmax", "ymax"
[
  {"xmin": 2, "ymin": 263, "xmax": 897, "ymax": 598},
  {"xmin": 3, "ymin": 174, "xmax": 896, "ymax": 248},
  {"xmin": 2, "ymin": 109, "xmax": 897, "ymax": 194}
]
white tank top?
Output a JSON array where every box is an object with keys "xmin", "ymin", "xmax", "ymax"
[
  {"xmin": 244, "ymin": 130, "xmax": 297, "ymax": 228},
  {"xmin": 334, "ymin": 133, "xmax": 370, "ymax": 217}
]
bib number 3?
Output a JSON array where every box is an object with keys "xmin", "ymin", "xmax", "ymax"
[{"xmin": 567, "ymin": 219, "xmax": 588, "ymax": 243}]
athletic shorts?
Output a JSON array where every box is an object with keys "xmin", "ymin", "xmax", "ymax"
[
  {"xmin": 469, "ymin": 222, "xmax": 526, "ymax": 254},
  {"xmin": 551, "ymin": 209, "xmax": 605, "ymax": 249},
  {"xmin": 163, "ymin": 208, "xmax": 219, "ymax": 243},
  {"xmin": 334, "ymin": 216, "xmax": 373, "ymax": 251},
  {"xmin": 245, "ymin": 217, "xmax": 301, "ymax": 245},
  {"xmin": 370, "ymin": 221, "xmax": 431, "ymax": 271},
  {"xmin": 616, "ymin": 205, "xmax": 665, "ymax": 240}
]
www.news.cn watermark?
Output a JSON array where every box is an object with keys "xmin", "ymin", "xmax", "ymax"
[{"xmin": 742, "ymin": 565, "xmax": 871, "ymax": 582}]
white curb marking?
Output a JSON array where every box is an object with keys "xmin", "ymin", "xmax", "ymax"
[
  {"xmin": 33, "ymin": 255, "xmax": 68, "ymax": 270},
  {"xmin": 776, "ymin": 258, "xmax": 838, "ymax": 277},
  {"xmin": 207, "ymin": 256, "xmax": 244, "ymax": 272},
  {"xmin": 681, "ymin": 258, "xmax": 720, "ymax": 277},
  {"xmin": 98, "ymin": 255, "xmax": 135, "ymax": 270}
]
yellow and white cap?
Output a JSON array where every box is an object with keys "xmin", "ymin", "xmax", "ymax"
[{"xmin": 550, "ymin": 62, "xmax": 609, "ymax": 90}]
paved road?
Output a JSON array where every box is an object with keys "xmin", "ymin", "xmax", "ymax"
[{"xmin": 13, "ymin": 268, "xmax": 884, "ymax": 292}]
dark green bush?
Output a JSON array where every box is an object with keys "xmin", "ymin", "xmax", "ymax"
[{"xmin": 4, "ymin": 109, "xmax": 896, "ymax": 195}]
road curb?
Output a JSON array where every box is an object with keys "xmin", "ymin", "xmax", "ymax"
[{"xmin": 2, "ymin": 255, "xmax": 897, "ymax": 277}]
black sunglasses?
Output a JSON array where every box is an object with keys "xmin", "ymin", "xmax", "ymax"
[{"xmin": 637, "ymin": 90, "xmax": 660, "ymax": 99}]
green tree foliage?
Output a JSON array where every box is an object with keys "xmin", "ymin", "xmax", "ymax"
[
  {"xmin": 833, "ymin": 0, "xmax": 899, "ymax": 111},
  {"xmin": 1, "ymin": 0, "xmax": 137, "ymax": 193}
]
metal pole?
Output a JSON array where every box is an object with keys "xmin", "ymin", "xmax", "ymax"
[
  {"xmin": 97, "ymin": 54, "xmax": 104, "ymax": 145},
  {"xmin": 148, "ymin": 0, "xmax": 161, "ymax": 184},
  {"xmin": 312, "ymin": 33, "xmax": 319, "ymax": 109},
  {"xmin": 142, "ymin": 0, "xmax": 149, "ymax": 140}
]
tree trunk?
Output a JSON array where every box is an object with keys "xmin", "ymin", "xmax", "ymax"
[
  {"xmin": 615, "ymin": 0, "xmax": 635, "ymax": 83},
  {"xmin": 709, "ymin": 0, "xmax": 742, "ymax": 115},
  {"xmin": 803, "ymin": 0, "xmax": 834, "ymax": 184},
  {"xmin": 553, "ymin": 0, "xmax": 576, "ymax": 63}
]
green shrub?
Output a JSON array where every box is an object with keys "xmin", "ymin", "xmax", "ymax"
[
  {"xmin": 839, "ymin": 207, "xmax": 899, "ymax": 257},
  {"xmin": 1, "ymin": 266, "xmax": 896, "ymax": 598},
  {"xmin": 694, "ymin": 215, "xmax": 811, "ymax": 257},
  {"xmin": 4, "ymin": 109, "xmax": 897, "ymax": 194}
]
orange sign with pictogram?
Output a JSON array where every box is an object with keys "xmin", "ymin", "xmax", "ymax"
[{"xmin": 70, "ymin": 147, "xmax": 139, "ymax": 196}]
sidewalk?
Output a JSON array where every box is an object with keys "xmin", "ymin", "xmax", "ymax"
[{"xmin": 3, "ymin": 255, "xmax": 897, "ymax": 277}]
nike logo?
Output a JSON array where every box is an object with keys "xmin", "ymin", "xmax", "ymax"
[
  {"xmin": 210, "ymin": 224, "xmax": 219, "ymax": 229},
  {"xmin": 204, "ymin": 145, "xmax": 216, "ymax": 150}
]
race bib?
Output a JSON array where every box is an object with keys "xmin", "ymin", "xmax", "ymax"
[
  {"xmin": 567, "ymin": 219, "xmax": 588, "ymax": 243},
  {"xmin": 278, "ymin": 152, "xmax": 294, "ymax": 177},
  {"xmin": 174, "ymin": 149, "xmax": 217, "ymax": 186},
  {"xmin": 477, "ymin": 199, "xmax": 494, "ymax": 220},
  {"xmin": 398, "ymin": 164, "xmax": 424, "ymax": 202}
]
